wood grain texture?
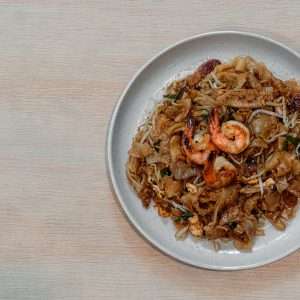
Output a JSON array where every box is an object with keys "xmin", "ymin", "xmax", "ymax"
[{"xmin": 0, "ymin": 0, "xmax": 300, "ymax": 299}]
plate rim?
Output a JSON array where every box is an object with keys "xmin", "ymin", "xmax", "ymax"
[{"xmin": 106, "ymin": 30, "xmax": 300, "ymax": 270}]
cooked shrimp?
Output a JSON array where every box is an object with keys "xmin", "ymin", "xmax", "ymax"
[
  {"xmin": 209, "ymin": 108, "xmax": 250, "ymax": 154},
  {"xmin": 204, "ymin": 156, "xmax": 237, "ymax": 188},
  {"xmin": 182, "ymin": 116, "xmax": 216, "ymax": 165}
]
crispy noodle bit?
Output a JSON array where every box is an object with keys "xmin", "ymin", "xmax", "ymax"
[{"xmin": 126, "ymin": 56, "xmax": 300, "ymax": 251}]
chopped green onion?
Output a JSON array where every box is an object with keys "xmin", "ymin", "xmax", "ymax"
[
  {"xmin": 228, "ymin": 221, "xmax": 237, "ymax": 230},
  {"xmin": 153, "ymin": 140, "xmax": 161, "ymax": 152},
  {"xmin": 282, "ymin": 139, "xmax": 289, "ymax": 151},
  {"xmin": 160, "ymin": 167, "xmax": 171, "ymax": 177},
  {"xmin": 202, "ymin": 110, "xmax": 209, "ymax": 121},
  {"xmin": 164, "ymin": 89, "xmax": 184, "ymax": 100},
  {"xmin": 285, "ymin": 135, "xmax": 300, "ymax": 146},
  {"xmin": 164, "ymin": 94, "xmax": 177, "ymax": 99},
  {"xmin": 174, "ymin": 210, "xmax": 193, "ymax": 222}
]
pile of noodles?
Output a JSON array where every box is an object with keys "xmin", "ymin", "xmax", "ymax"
[{"xmin": 126, "ymin": 56, "xmax": 300, "ymax": 250}]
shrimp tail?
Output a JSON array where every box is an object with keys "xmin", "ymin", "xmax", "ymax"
[
  {"xmin": 182, "ymin": 115, "xmax": 195, "ymax": 150},
  {"xmin": 203, "ymin": 159, "xmax": 217, "ymax": 186}
]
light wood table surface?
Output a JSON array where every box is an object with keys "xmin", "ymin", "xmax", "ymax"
[{"xmin": 1, "ymin": 1, "xmax": 300, "ymax": 299}]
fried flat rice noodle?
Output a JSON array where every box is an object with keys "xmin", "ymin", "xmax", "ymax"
[{"xmin": 127, "ymin": 56, "xmax": 300, "ymax": 250}]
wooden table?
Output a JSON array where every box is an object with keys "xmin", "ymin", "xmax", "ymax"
[{"xmin": 1, "ymin": 1, "xmax": 300, "ymax": 299}]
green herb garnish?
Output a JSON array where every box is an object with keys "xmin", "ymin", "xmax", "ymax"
[
  {"xmin": 228, "ymin": 221, "xmax": 237, "ymax": 230},
  {"xmin": 201, "ymin": 109, "xmax": 209, "ymax": 121},
  {"xmin": 164, "ymin": 89, "xmax": 184, "ymax": 101},
  {"xmin": 164, "ymin": 94, "xmax": 177, "ymax": 99},
  {"xmin": 282, "ymin": 139, "xmax": 289, "ymax": 151},
  {"xmin": 174, "ymin": 210, "xmax": 193, "ymax": 222},
  {"xmin": 286, "ymin": 135, "xmax": 300, "ymax": 146},
  {"xmin": 153, "ymin": 140, "xmax": 161, "ymax": 152},
  {"xmin": 160, "ymin": 167, "xmax": 171, "ymax": 177}
]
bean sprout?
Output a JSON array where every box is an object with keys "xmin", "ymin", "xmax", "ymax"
[
  {"xmin": 266, "ymin": 132, "xmax": 287, "ymax": 143},
  {"xmin": 248, "ymin": 109, "xmax": 283, "ymax": 123}
]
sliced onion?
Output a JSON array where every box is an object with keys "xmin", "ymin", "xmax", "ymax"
[
  {"xmin": 146, "ymin": 153, "xmax": 170, "ymax": 165},
  {"xmin": 258, "ymin": 175, "xmax": 264, "ymax": 196},
  {"xmin": 276, "ymin": 177, "xmax": 288, "ymax": 193},
  {"xmin": 171, "ymin": 161, "xmax": 197, "ymax": 180}
]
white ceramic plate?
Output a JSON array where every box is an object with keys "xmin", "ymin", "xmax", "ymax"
[{"xmin": 106, "ymin": 31, "xmax": 300, "ymax": 270}]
